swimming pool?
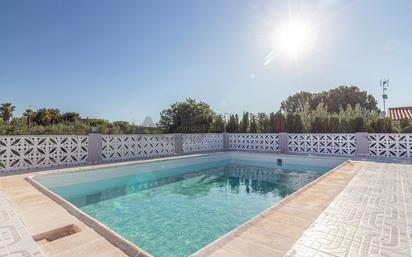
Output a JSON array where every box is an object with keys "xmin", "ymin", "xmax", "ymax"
[{"xmin": 34, "ymin": 152, "xmax": 344, "ymax": 257}]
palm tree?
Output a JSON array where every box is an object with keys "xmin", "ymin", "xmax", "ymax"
[
  {"xmin": 0, "ymin": 103, "xmax": 16, "ymax": 122},
  {"xmin": 23, "ymin": 109, "xmax": 35, "ymax": 127}
]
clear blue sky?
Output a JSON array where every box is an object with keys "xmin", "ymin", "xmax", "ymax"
[{"xmin": 1, "ymin": 0, "xmax": 411, "ymax": 123}]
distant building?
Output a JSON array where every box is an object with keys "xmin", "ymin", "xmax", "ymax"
[
  {"xmin": 388, "ymin": 107, "xmax": 412, "ymax": 124},
  {"xmin": 142, "ymin": 116, "xmax": 155, "ymax": 127}
]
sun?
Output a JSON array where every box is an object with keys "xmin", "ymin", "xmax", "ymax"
[{"xmin": 275, "ymin": 20, "xmax": 313, "ymax": 58}]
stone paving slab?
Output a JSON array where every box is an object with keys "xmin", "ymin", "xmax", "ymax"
[
  {"xmin": 285, "ymin": 162, "xmax": 412, "ymax": 257},
  {"xmin": 0, "ymin": 192, "xmax": 45, "ymax": 257}
]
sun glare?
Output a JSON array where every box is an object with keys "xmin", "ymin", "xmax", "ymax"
[{"xmin": 275, "ymin": 20, "xmax": 314, "ymax": 58}]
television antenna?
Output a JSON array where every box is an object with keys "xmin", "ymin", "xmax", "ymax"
[{"xmin": 380, "ymin": 79, "xmax": 389, "ymax": 114}]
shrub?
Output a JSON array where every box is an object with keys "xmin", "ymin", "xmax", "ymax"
[
  {"xmin": 287, "ymin": 113, "xmax": 304, "ymax": 133},
  {"xmin": 273, "ymin": 112, "xmax": 287, "ymax": 132},
  {"xmin": 349, "ymin": 117, "xmax": 366, "ymax": 132},
  {"xmin": 328, "ymin": 117, "xmax": 339, "ymax": 133},
  {"xmin": 399, "ymin": 118, "xmax": 410, "ymax": 131},
  {"xmin": 370, "ymin": 118, "xmax": 393, "ymax": 133},
  {"xmin": 401, "ymin": 126, "xmax": 412, "ymax": 133}
]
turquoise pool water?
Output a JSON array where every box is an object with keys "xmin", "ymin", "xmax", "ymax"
[{"xmin": 36, "ymin": 155, "xmax": 336, "ymax": 257}]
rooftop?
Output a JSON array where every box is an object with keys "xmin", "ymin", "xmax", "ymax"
[{"xmin": 388, "ymin": 106, "xmax": 412, "ymax": 121}]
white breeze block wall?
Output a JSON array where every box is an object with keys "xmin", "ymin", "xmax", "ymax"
[
  {"xmin": 101, "ymin": 134, "xmax": 175, "ymax": 161},
  {"xmin": 182, "ymin": 134, "xmax": 224, "ymax": 153},
  {"xmin": 369, "ymin": 133, "xmax": 412, "ymax": 158},
  {"xmin": 0, "ymin": 135, "xmax": 88, "ymax": 173},
  {"xmin": 287, "ymin": 134, "xmax": 357, "ymax": 156},
  {"xmin": 229, "ymin": 133, "xmax": 279, "ymax": 152}
]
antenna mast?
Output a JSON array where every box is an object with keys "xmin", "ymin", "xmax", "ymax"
[{"xmin": 380, "ymin": 79, "xmax": 389, "ymax": 116}]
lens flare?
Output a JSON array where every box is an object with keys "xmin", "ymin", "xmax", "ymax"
[{"xmin": 273, "ymin": 19, "xmax": 315, "ymax": 59}]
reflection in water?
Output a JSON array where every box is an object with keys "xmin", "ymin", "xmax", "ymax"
[{"xmin": 68, "ymin": 164, "xmax": 321, "ymax": 207}]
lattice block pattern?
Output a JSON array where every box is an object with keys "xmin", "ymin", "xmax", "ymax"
[
  {"xmin": 229, "ymin": 133, "xmax": 279, "ymax": 152},
  {"xmin": 0, "ymin": 136, "xmax": 88, "ymax": 172},
  {"xmin": 102, "ymin": 134, "xmax": 175, "ymax": 161},
  {"xmin": 369, "ymin": 133, "xmax": 411, "ymax": 158},
  {"xmin": 288, "ymin": 134, "xmax": 357, "ymax": 155},
  {"xmin": 182, "ymin": 134, "xmax": 224, "ymax": 153}
]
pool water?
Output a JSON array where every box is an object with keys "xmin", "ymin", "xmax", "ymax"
[{"xmin": 36, "ymin": 155, "xmax": 338, "ymax": 257}]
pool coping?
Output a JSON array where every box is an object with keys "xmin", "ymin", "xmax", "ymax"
[{"xmin": 24, "ymin": 152, "xmax": 351, "ymax": 257}]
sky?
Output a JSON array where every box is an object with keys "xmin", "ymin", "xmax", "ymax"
[{"xmin": 1, "ymin": 0, "xmax": 411, "ymax": 124}]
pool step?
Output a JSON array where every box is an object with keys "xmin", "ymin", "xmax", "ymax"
[
  {"xmin": 38, "ymin": 228, "xmax": 128, "ymax": 257},
  {"xmin": 33, "ymin": 224, "xmax": 82, "ymax": 243}
]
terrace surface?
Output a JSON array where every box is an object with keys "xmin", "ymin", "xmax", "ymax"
[{"xmin": 0, "ymin": 157, "xmax": 411, "ymax": 257}]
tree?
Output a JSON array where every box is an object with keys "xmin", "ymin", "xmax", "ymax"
[
  {"xmin": 273, "ymin": 112, "xmax": 287, "ymax": 132},
  {"xmin": 0, "ymin": 103, "xmax": 16, "ymax": 122},
  {"xmin": 34, "ymin": 108, "xmax": 52, "ymax": 126},
  {"xmin": 349, "ymin": 117, "xmax": 366, "ymax": 132},
  {"xmin": 309, "ymin": 102, "xmax": 329, "ymax": 132},
  {"xmin": 401, "ymin": 126, "xmax": 412, "ymax": 133},
  {"xmin": 226, "ymin": 114, "xmax": 239, "ymax": 133},
  {"xmin": 240, "ymin": 112, "xmax": 249, "ymax": 133},
  {"xmin": 256, "ymin": 112, "xmax": 269, "ymax": 132},
  {"xmin": 281, "ymin": 86, "xmax": 379, "ymax": 113},
  {"xmin": 286, "ymin": 113, "xmax": 304, "ymax": 133},
  {"xmin": 328, "ymin": 117, "xmax": 339, "ymax": 133},
  {"xmin": 323, "ymin": 86, "xmax": 379, "ymax": 113},
  {"xmin": 113, "ymin": 121, "xmax": 132, "ymax": 134},
  {"xmin": 211, "ymin": 115, "xmax": 225, "ymax": 132},
  {"xmin": 62, "ymin": 112, "xmax": 80, "ymax": 123},
  {"xmin": 23, "ymin": 109, "xmax": 35, "ymax": 127},
  {"xmin": 281, "ymin": 92, "xmax": 313, "ymax": 113},
  {"xmin": 0, "ymin": 105, "xmax": 150, "ymax": 135},
  {"xmin": 311, "ymin": 117, "xmax": 328, "ymax": 133},
  {"xmin": 158, "ymin": 98, "xmax": 215, "ymax": 133},
  {"xmin": 250, "ymin": 114, "xmax": 257, "ymax": 133},
  {"xmin": 398, "ymin": 118, "xmax": 410, "ymax": 130},
  {"xmin": 269, "ymin": 112, "xmax": 276, "ymax": 133},
  {"xmin": 370, "ymin": 118, "xmax": 393, "ymax": 133}
]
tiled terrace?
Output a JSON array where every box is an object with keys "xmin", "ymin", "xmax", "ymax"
[
  {"xmin": 285, "ymin": 161, "xmax": 412, "ymax": 257},
  {"xmin": 0, "ymin": 158, "xmax": 412, "ymax": 257}
]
